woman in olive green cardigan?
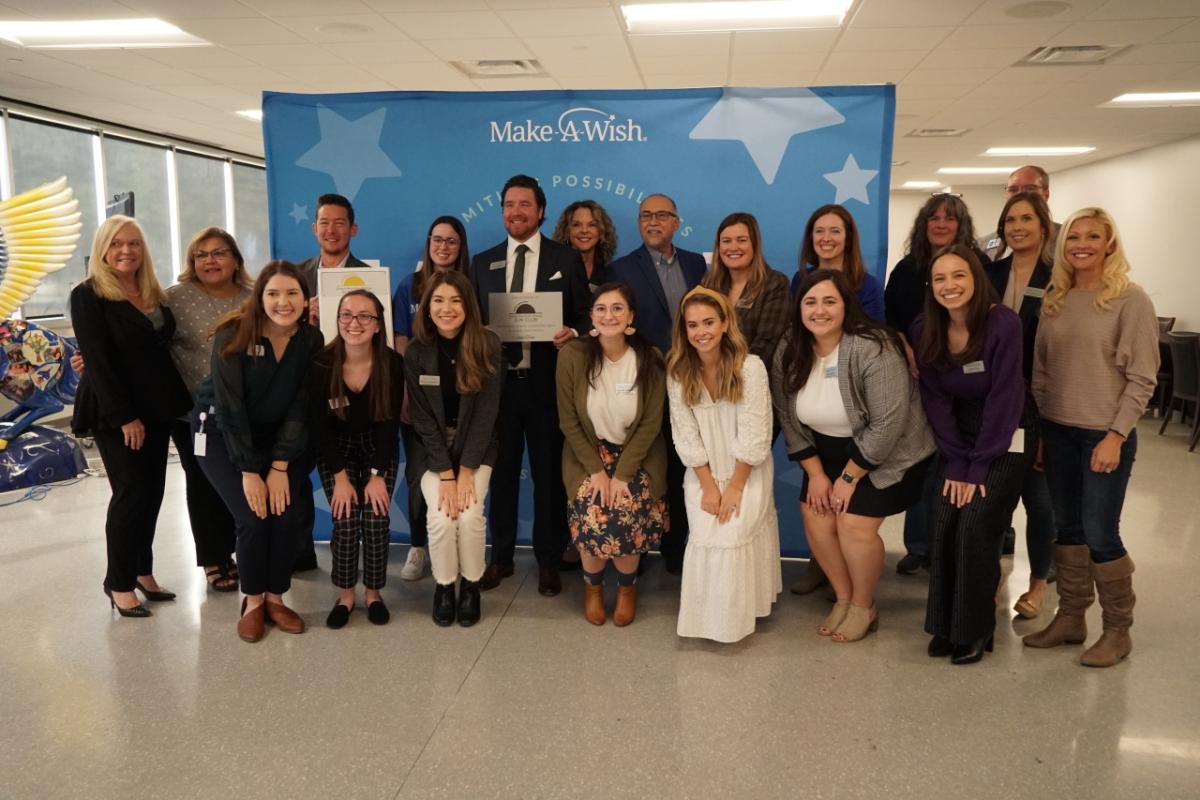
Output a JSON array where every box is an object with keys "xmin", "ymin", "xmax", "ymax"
[{"xmin": 557, "ymin": 282, "xmax": 668, "ymax": 627}]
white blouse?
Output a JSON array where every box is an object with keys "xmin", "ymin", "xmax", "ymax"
[
  {"xmin": 792, "ymin": 346, "xmax": 853, "ymax": 437},
  {"xmin": 586, "ymin": 346, "xmax": 639, "ymax": 445}
]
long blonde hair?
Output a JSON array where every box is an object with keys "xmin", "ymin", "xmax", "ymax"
[
  {"xmin": 667, "ymin": 287, "xmax": 748, "ymax": 406},
  {"xmin": 1042, "ymin": 207, "xmax": 1131, "ymax": 316},
  {"xmin": 86, "ymin": 215, "xmax": 167, "ymax": 305}
]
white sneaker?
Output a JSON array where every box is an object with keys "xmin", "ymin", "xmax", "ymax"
[{"xmin": 400, "ymin": 546, "xmax": 428, "ymax": 581}]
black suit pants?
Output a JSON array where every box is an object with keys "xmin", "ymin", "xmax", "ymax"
[{"xmin": 93, "ymin": 423, "xmax": 171, "ymax": 593}]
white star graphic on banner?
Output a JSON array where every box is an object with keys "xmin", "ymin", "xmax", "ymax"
[
  {"xmin": 295, "ymin": 106, "xmax": 402, "ymax": 201},
  {"xmin": 823, "ymin": 154, "xmax": 879, "ymax": 205},
  {"xmin": 288, "ymin": 203, "xmax": 307, "ymax": 224},
  {"xmin": 689, "ymin": 88, "xmax": 845, "ymax": 184}
]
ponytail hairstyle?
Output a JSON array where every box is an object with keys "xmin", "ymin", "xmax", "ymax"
[
  {"xmin": 412, "ymin": 269, "xmax": 496, "ymax": 394},
  {"xmin": 667, "ymin": 286, "xmax": 748, "ymax": 406}
]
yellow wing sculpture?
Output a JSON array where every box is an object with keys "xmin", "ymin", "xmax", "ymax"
[{"xmin": 0, "ymin": 177, "xmax": 82, "ymax": 320}]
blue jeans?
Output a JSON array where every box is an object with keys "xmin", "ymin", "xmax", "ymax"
[
  {"xmin": 1040, "ymin": 422, "xmax": 1136, "ymax": 564},
  {"xmin": 1019, "ymin": 467, "xmax": 1056, "ymax": 579}
]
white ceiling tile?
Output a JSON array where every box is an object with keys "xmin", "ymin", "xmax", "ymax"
[
  {"xmin": 420, "ymin": 37, "xmax": 531, "ymax": 60},
  {"xmin": 274, "ymin": 64, "xmax": 381, "ymax": 84},
  {"xmin": 851, "ymin": 0, "xmax": 982, "ymax": 28},
  {"xmin": 226, "ymin": 44, "xmax": 347, "ymax": 66},
  {"xmin": 904, "ymin": 66, "xmax": 1001, "ymax": 85},
  {"xmin": 362, "ymin": 61, "xmax": 477, "ymax": 89},
  {"xmin": 629, "ymin": 32, "xmax": 729, "ymax": 58},
  {"xmin": 823, "ymin": 49, "xmax": 927, "ymax": 71},
  {"xmin": 918, "ymin": 47, "xmax": 1030, "ymax": 69},
  {"xmin": 1090, "ymin": 0, "xmax": 1200, "ymax": 19},
  {"xmin": 486, "ymin": 0, "xmax": 604, "ymax": 8},
  {"xmin": 1110, "ymin": 42, "xmax": 1200, "ymax": 64},
  {"xmin": 814, "ymin": 68, "xmax": 910, "ymax": 84},
  {"xmin": 643, "ymin": 75, "xmax": 726, "ymax": 89},
  {"xmin": 730, "ymin": 69, "xmax": 820, "ymax": 88},
  {"xmin": 139, "ymin": 47, "xmax": 257, "ymax": 69},
  {"xmin": 498, "ymin": 7, "xmax": 624, "ymax": 38},
  {"xmin": 273, "ymin": 14, "xmax": 409, "ymax": 43},
  {"xmin": 836, "ymin": 26, "xmax": 953, "ymax": 51},
  {"xmin": 120, "ymin": 0, "xmax": 265, "ymax": 18},
  {"xmin": 172, "ymin": 17, "xmax": 307, "ymax": 46},
  {"xmin": 366, "ymin": 0, "xmax": 489, "ymax": 9},
  {"xmin": 240, "ymin": 0, "xmax": 375, "ymax": 13},
  {"xmin": 531, "ymin": 42, "xmax": 638, "ymax": 79},
  {"xmin": 164, "ymin": 84, "xmax": 262, "ymax": 108},
  {"xmin": 939, "ymin": 22, "xmax": 1071, "ymax": 49},
  {"xmin": 962, "ymin": 0, "xmax": 1108, "ymax": 24},
  {"xmin": 1155, "ymin": 18, "xmax": 1200, "ymax": 42},
  {"xmin": 324, "ymin": 40, "xmax": 438, "ymax": 63},
  {"xmin": 472, "ymin": 77, "xmax": 561, "ymax": 90},
  {"xmin": 986, "ymin": 64, "xmax": 1101, "ymax": 84},
  {"xmin": 1047, "ymin": 18, "xmax": 1189, "ymax": 45},
  {"xmin": 384, "ymin": 10, "xmax": 510, "ymax": 39},
  {"xmin": 731, "ymin": 29, "xmax": 840, "ymax": 55},
  {"xmin": 186, "ymin": 64, "xmax": 293, "ymax": 84},
  {"xmin": 561, "ymin": 75, "xmax": 645, "ymax": 89},
  {"xmin": 732, "ymin": 51, "xmax": 827, "ymax": 73},
  {"xmin": 1072, "ymin": 62, "xmax": 1197, "ymax": 85},
  {"xmin": 897, "ymin": 83, "xmax": 975, "ymax": 100},
  {"xmin": 636, "ymin": 54, "xmax": 725, "ymax": 78},
  {"xmin": 0, "ymin": 0, "xmax": 134, "ymax": 18}
]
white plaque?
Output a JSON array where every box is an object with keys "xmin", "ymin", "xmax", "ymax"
[{"xmin": 488, "ymin": 291, "xmax": 563, "ymax": 342}]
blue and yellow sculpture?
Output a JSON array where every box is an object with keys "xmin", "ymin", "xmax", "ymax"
[{"xmin": 0, "ymin": 177, "xmax": 86, "ymax": 490}]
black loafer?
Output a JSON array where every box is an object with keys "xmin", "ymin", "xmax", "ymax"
[
  {"xmin": 537, "ymin": 565, "xmax": 562, "ymax": 597},
  {"xmin": 896, "ymin": 554, "xmax": 929, "ymax": 575},
  {"xmin": 367, "ymin": 600, "xmax": 390, "ymax": 626},
  {"xmin": 326, "ymin": 603, "xmax": 352, "ymax": 630}
]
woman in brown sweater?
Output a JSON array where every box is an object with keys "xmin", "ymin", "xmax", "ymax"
[
  {"xmin": 1025, "ymin": 207, "xmax": 1159, "ymax": 668},
  {"xmin": 557, "ymin": 282, "xmax": 668, "ymax": 626}
]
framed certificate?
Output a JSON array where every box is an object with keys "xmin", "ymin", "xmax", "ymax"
[
  {"xmin": 317, "ymin": 266, "xmax": 394, "ymax": 347},
  {"xmin": 488, "ymin": 291, "xmax": 563, "ymax": 342}
]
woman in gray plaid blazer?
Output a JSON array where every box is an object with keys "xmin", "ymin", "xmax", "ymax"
[{"xmin": 771, "ymin": 270, "xmax": 936, "ymax": 642}]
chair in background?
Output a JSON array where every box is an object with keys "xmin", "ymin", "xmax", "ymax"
[
  {"xmin": 1158, "ymin": 316, "xmax": 1176, "ymax": 333},
  {"xmin": 1154, "ymin": 317, "xmax": 1177, "ymax": 417},
  {"xmin": 1158, "ymin": 332, "xmax": 1199, "ymax": 452}
]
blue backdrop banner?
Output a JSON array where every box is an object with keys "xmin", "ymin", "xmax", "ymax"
[{"xmin": 262, "ymin": 86, "xmax": 895, "ymax": 557}]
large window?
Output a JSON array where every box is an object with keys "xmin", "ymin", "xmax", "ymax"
[
  {"xmin": 233, "ymin": 163, "xmax": 270, "ymax": 273},
  {"xmin": 102, "ymin": 136, "xmax": 174, "ymax": 287},
  {"xmin": 7, "ymin": 118, "xmax": 100, "ymax": 319},
  {"xmin": 175, "ymin": 151, "xmax": 227, "ymax": 261}
]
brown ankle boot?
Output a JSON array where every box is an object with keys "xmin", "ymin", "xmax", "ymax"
[
  {"xmin": 584, "ymin": 583, "xmax": 605, "ymax": 625},
  {"xmin": 1081, "ymin": 554, "xmax": 1135, "ymax": 667},
  {"xmin": 612, "ymin": 584, "xmax": 638, "ymax": 627},
  {"xmin": 1024, "ymin": 544, "xmax": 1093, "ymax": 649}
]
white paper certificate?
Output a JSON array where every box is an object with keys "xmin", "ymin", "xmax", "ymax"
[
  {"xmin": 489, "ymin": 291, "xmax": 563, "ymax": 342},
  {"xmin": 317, "ymin": 266, "xmax": 394, "ymax": 347}
]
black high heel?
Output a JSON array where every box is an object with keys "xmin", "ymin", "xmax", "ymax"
[
  {"xmin": 136, "ymin": 581, "xmax": 176, "ymax": 601},
  {"xmin": 950, "ymin": 634, "xmax": 994, "ymax": 665},
  {"xmin": 104, "ymin": 587, "xmax": 152, "ymax": 618},
  {"xmin": 927, "ymin": 635, "xmax": 953, "ymax": 657}
]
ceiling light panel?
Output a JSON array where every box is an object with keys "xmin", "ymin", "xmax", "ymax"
[
  {"xmin": 621, "ymin": 1, "xmax": 853, "ymax": 34},
  {"xmin": 0, "ymin": 19, "xmax": 209, "ymax": 49},
  {"xmin": 1105, "ymin": 91, "xmax": 1200, "ymax": 107}
]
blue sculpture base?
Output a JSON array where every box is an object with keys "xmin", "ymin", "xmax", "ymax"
[{"xmin": 0, "ymin": 423, "xmax": 87, "ymax": 493}]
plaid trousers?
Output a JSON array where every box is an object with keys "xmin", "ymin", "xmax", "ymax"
[{"xmin": 316, "ymin": 431, "xmax": 399, "ymax": 590}]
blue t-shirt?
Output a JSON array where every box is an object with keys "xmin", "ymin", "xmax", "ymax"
[
  {"xmin": 790, "ymin": 267, "xmax": 886, "ymax": 323},
  {"xmin": 391, "ymin": 271, "xmax": 418, "ymax": 338}
]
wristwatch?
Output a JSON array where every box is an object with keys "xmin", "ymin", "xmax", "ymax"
[
  {"xmin": 840, "ymin": 471, "xmax": 859, "ymax": 486},
  {"xmin": 369, "ymin": 467, "xmax": 380, "ymax": 477}
]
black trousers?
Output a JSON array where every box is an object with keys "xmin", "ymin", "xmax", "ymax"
[
  {"xmin": 94, "ymin": 423, "xmax": 172, "ymax": 593},
  {"xmin": 170, "ymin": 418, "xmax": 235, "ymax": 567},
  {"xmin": 658, "ymin": 398, "xmax": 689, "ymax": 565},
  {"xmin": 193, "ymin": 410, "xmax": 314, "ymax": 596},
  {"xmin": 488, "ymin": 371, "xmax": 568, "ymax": 567},
  {"xmin": 400, "ymin": 421, "xmax": 429, "ymax": 548}
]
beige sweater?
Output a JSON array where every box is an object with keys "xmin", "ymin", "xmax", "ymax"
[{"xmin": 1032, "ymin": 285, "xmax": 1159, "ymax": 435}]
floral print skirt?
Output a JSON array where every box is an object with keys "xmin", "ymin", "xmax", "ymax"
[{"xmin": 569, "ymin": 440, "xmax": 668, "ymax": 558}]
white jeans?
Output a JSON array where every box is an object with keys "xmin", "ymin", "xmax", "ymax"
[{"xmin": 421, "ymin": 465, "xmax": 491, "ymax": 585}]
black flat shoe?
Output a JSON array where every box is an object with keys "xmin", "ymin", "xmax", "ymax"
[
  {"xmin": 104, "ymin": 587, "xmax": 151, "ymax": 618},
  {"xmin": 927, "ymin": 635, "xmax": 953, "ymax": 657},
  {"xmin": 950, "ymin": 635, "xmax": 994, "ymax": 665},
  {"xmin": 136, "ymin": 581, "xmax": 176, "ymax": 601},
  {"xmin": 457, "ymin": 579, "xmax": 481, "ymax": 627},
  {"xmin": 433, "ymin": 583, "xmax": 456, "ymax": 627},
  {"xmin": 326, "ymin": 602, "xmax": 352, "ymax": 630},
  {"xmin": 367, "ymin": 600, "xmax": 390, "ymax": 626}
]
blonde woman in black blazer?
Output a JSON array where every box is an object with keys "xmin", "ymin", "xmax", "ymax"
[
  {"xmin": 70, "ymin": 215, "xmax": 191, "ymax": 618},
  {"xmin": 405, "ymin": 271, "xmax": 504, "ymax": 627}
]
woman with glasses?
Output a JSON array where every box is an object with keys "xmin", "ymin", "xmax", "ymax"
[
  {"xmin": 165, "ymin": 228, "xmax": 253, "ymax": 592},
  {"xmin": 392, "ymin": 216, "xmax": 470, "ymax": 582},
  {"xmin": 311, "ymin": 290, "xmax": 403, "ymax": 628},
  {"xmin": 552, "ymin": 199, "xmax": 618, "ymax": 291},
  {"xmin": 700, "ymin": 212, "xmax": 791, "ymax": 362}
]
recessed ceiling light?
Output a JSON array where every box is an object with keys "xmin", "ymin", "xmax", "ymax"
[
  {"xmin": 901, "ymin": 181, "xmax": 944, "ymax": 189},
  {"xmin": 0, "ymin": 18, "xmax": 209, "ymax": 49},
  {"xmin": 1105, "ymin": 91, "xmax": 1200, "ymax": 107},
  {"xmin": 235, "ymin": 109, "xmax": 263, "ymax": 122},
  {"xmin": 984, "ymin": 146, "xmax": 1094, "ymax": 156},
  {"xmin": 938, "ymin": 166, "xmax": 1018, "ymax": 175},
  {"xmin": 620, "ymin": 1, "xmax": 853, "ymax": 34}
]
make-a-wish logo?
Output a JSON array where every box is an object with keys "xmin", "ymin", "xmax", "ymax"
[{"xmin": 489, "ymin": 107, "xmax": 647, "ymax": 144}]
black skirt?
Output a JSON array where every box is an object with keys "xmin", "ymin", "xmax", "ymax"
[{"xmin": 797, "ymin": 430, "xmax": 931, "ymax": 518}]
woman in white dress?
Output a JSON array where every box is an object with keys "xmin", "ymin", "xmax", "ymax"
[{"xmin": 667, "ymin": 286, "xmax": 781, "ymax": 643}]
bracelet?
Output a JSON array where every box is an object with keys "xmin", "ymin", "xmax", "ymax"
[
  {"xmin": 270, "ymin": 466, "xmax": 287, "ymax": 473},
  {"xmin": 440, "ymin": 477, "xmax": 456, "ymax": 482}
]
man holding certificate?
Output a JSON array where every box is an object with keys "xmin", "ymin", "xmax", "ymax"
[{"xmin": 471, "ymin": 174, "xmax": 590, "ymax": 597}]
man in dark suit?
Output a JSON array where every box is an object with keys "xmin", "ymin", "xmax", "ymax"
[
  {"xmin": 297, "ymin": 193, "xmax": 371, "ymax": 320},
  {"xmin": 471, "ymin": 174, "xmax": 590, "ymax": 596},
  {"xmin": 606, "ymin": 192, "xmax": 706, "ymax": 573}
]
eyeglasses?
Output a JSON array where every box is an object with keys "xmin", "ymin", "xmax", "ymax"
[
  {"xmin": 429, "ymin": 236, "xmax": 460, "ymax": 248},
  {"xmin": 638, "ymin": 210, "xmax": 678, "ymax": 222},
  {"xmin": 337, "ymin": 312, "xmax": 379, "ymax": 326},
  {"xmin": 1005, "ymin": 184, "xmax": 1044, "ymax": 195},
  {"xmin": 194, "ymin": 247, "xmax": 232, "ymax": 260}
]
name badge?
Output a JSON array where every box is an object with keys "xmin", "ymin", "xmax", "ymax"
[
  {"xmin": 824, "ymin": 366, "xmax": 838, "ymax": 379},
  {"xmin": 248, "ymin": 344, "xmax": 265, "ymax": 356},
  {"xmin": 1022, "ymin": 286, "xmax": 1045, "ymax": 299},
  {"xmin": 963, "ymin": 360, "xmax": 986, "ymax": 375},
  {"xmin": 419, "ymin": 374, "xmax": 441, "ymax": 387},
  {"xmin": 1009, "ymin": 428, "xmax": 1025, "ymax": 453},
  {"xmin": 986, "ymin": 237, "xmax": 1002, "ymax": 250},
  {"xmin": 193, "ymin": 432, "xmax": 206, "ymax": 457},
  {"xmin": 615, "ymin": 382, "xmax": 635, "ymax": 394},
  {"xmin": 489, "ymin": 259, "xmax": 506, "ymax": 271},
  {"xmin": 328, "ymin": 397, "xmax": 349, "ymax": 410}
]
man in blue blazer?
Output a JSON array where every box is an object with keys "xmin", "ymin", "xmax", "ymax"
[
  {"xmin": 606, "ymin": 192, "xmax": 706, "ymax": 573},
  {"xmin": 471, "ymin": 174, "xmax": 590, "ymax": 596}
]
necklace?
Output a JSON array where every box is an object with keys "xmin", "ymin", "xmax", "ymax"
[{"xmin": 437, "ymin": 336, "xmax": 458, "ymax": 365}]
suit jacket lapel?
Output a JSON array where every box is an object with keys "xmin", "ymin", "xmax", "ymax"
[
  {"xmin": 640, "ymin": 246, "xmax": 670, "ymax": 316},
  {"xmin": 418, "ymin": 344, "xmax": 447, "ymax": 431}
]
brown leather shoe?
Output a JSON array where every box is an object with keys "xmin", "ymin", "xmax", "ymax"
[
  {"xmin": 584, "ymin": 583, "xmax": 605, "ymax": 625},
  {"xmin": 237, "ymin": 598, "xmax": 265, "ymax": 643},
  {"xmin": 612, "ymin": 584, "xmax": 638, "ymax": 627},
  {"xmin": 477, "ymin": 563, "xmax": 514, "ymax": 592},
  {"xmin": 265, "ymin": 600, "xmax": 306, "ymax": 634},
  {"xmin": 538, "ymin": 565, "xmax": 562, "ymax": 597}
]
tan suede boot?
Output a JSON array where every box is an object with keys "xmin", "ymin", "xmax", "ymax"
[
  {"xmin": 1023, "ymin": 544, "xmax": 1093, "ymax": 648},
  {"xmin": 1080, "ymin": 555, "xmax": 1135, "ymax": 667},
  {"xmin": 584, "ymin": 583, "xmax": 606, "ymax": 625},
  {"xmin": 612, "ymin": 584, "xmax": 638, "ymax": 627}
]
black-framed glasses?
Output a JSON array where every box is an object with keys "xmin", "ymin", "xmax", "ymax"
[
  {"xmin": 194, "ymin": 247, "xmax": 232, "ymax": 260},
  {"xmin": 1005, "ymin": 184, "xmax": 1044, "ymax": 195},
  {"xmin": 337, "ymin": 312, "xmax": 379, "ymax": 326},
  {"xmin": 429, "ymin": 235, "xmax": 460, "ymax": 248},
  {"xmin": 638, "ymin": 210, "xmax": 678, "ymax": 222}
]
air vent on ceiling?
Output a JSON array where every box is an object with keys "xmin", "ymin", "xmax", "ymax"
[
  {"xmin": 453, "ymin": 60, "xmax": 545, "ymax": 79},
  {"xmin": 1019, "ymin": 45, "xmax": 1131, "ymax": 66},
  {"xmin": 906, "ymin": 128, "xmax": 969, "ymax": 138}
]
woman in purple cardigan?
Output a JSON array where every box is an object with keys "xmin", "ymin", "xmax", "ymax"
[{"xmin": 914, "ymin": 244, "xmax": 1031, "ymax": 665}]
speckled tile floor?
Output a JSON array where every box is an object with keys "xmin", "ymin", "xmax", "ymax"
[{"xmin": 2, "ymin": 418, "xmax": 1198, "ymax": 800}]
